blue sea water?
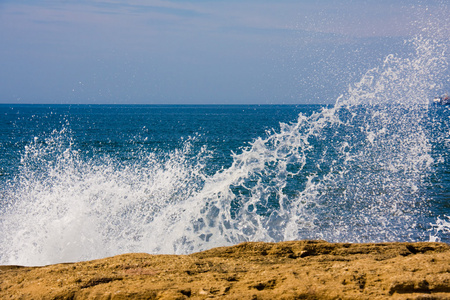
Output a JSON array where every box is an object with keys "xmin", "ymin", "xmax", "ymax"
[{"xmin": 1, "ymin": 36, "xmax": 450, "ymax": 266}]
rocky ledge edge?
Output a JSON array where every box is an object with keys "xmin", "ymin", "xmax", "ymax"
[{"xmin": 1, "ymin": 240, "xmax": 449, "ymax": 299}]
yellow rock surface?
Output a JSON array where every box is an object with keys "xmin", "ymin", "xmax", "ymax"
[{"xmin": 1, "ymin": 240, "xmax": 449, "ymax": 299}]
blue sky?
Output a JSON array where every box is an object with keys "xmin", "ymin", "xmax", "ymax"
[{"xmin": 0, "ymin": 0, "xmax": 447, "ymax": 104}]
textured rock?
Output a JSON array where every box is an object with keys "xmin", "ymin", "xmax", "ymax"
[{"xmin": 0, "ymin": 240, "xmax": 449, "ymax": 299}]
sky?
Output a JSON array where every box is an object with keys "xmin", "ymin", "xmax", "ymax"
[{"xmin": 0, "ymin": 0, "xmax": 448, "ymax": 104}]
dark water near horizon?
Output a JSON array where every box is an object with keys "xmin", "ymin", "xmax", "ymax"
[
  {"xmin": 0, "ymin": 104, "xmax": 323, "ymax": 180},
  {"xmin": 1, "ymin": 35, "xmax": 450, "ymax": 266}
]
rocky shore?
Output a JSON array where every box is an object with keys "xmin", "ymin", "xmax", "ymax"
[{"xmin": 1, "ymin": 240, "xmax": 449, "ymax": 299}]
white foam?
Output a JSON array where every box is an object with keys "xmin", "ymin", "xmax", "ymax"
[{"xmin": 429, "ymin": 216, "xmax": 450, "ymax": 242}]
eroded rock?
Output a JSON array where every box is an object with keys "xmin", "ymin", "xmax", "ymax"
[{"xmin": 0, "ymin": 241, "xmax": 449, "ymax": 299}]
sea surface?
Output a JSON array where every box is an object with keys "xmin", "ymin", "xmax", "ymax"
[{"xmin": 1, "ymin": 36, "xmax": 450, "ymax": 266}]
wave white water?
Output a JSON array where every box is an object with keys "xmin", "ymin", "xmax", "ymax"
[
  {"xmin": 1, "ymin": 130, "xmax": 211, "ymax": 264},
  {"xmin": 429, "ymin": 216, "xmax": 450, "ymax": 242},
  {"xmin": 1, "ymin": 34, "xmax": 449, "ymax": 266}
]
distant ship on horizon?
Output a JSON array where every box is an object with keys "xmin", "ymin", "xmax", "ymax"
[{"xmin": 433, "ymin": 94, "xmax": 450, "ymax": 105}]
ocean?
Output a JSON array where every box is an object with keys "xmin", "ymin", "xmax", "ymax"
[{"xmin": 1, "ymin": 36, "xmax": 449, "ymax": 266}]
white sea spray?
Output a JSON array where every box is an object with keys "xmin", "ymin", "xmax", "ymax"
[{"xmin": 0, "ymin": 33, "xmax": 449, "ymax": 265}]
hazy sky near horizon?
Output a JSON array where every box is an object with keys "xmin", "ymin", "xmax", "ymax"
[{"xmin": 0, "ymin": 0, "xmax": 448, "ymax": 104}]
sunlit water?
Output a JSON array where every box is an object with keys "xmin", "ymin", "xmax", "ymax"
[{"xmin": 1, "ymin": 35, "xmax": 449, "ymax": 266}]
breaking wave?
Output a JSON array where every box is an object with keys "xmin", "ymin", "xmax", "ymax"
[{"xmin": 1, "ymin": 34, "xmax": 449, "ymax": 266}]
